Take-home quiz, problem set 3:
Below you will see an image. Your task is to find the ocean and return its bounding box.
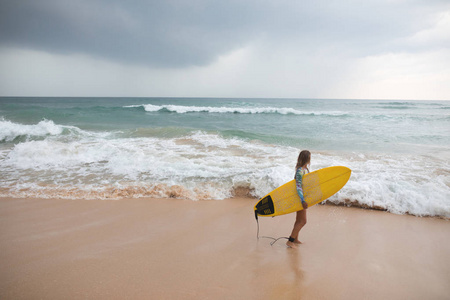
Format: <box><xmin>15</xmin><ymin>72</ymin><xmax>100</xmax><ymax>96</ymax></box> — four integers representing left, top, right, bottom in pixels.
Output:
<box><xmin>0</xmin><ymin>97</ymin><xmax>449</xmax><ymax>217</ymax></box>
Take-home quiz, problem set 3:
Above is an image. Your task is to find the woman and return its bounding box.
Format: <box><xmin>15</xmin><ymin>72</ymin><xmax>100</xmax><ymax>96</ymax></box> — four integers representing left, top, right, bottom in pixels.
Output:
<box><xmin>286</xmin><ymin>150</ymin><xmax>310</xmax><ymax>248</ymax></box>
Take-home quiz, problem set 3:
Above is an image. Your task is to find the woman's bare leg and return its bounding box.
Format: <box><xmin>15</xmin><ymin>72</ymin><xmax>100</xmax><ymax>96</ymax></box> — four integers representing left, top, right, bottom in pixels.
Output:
<box><xmin>286</xmin><ymin>210</ymin><xmax>307</xmax><ymax>248</ymax></box>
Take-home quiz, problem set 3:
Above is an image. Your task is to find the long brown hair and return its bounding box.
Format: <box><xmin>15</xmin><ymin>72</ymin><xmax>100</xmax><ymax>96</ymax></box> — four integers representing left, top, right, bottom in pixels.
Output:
<box><xmin>296</xmin><ymin>150</ymin><xmax>311</xmax><ymax>172</ymax></box>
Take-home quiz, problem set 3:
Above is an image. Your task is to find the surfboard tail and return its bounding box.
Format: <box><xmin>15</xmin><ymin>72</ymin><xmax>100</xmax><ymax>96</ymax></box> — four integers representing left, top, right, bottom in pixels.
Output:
<box><xmin>254</xmin><ymin>195</ymin><xmax>275</xmax><ymax>217</ymax></box>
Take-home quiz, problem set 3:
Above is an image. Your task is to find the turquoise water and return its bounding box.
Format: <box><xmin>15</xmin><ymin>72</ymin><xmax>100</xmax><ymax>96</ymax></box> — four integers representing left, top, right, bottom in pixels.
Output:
<box><xmin>1</xmin><ymin>97</ymin><xmax>449</xmax><ymax>217</ymax></box>
<box><xmin>2</xmin><ymin>97</ymin><xmax>449</xmax><ymax>152</ymax></box>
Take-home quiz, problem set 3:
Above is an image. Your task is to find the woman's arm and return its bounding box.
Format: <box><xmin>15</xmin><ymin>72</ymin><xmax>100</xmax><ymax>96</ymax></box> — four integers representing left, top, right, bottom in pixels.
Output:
<box><xmin>295</xmin><ymin>168</ymin><xmax>308</xmax><ymax>209</ymax></box>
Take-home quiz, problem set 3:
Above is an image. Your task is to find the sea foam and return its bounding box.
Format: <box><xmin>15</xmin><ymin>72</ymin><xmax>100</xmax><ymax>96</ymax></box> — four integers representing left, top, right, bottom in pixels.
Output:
<box><xmin>0</xmin><ymin>119</ymin><xmax>449</xmax><ymax>218</ymax></box>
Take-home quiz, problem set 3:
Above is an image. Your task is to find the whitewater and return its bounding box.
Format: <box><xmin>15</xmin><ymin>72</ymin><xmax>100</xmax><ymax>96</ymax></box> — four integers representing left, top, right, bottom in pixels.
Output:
<box><xmin>0</xmin><ymin>97</ymin><xmax>449</xmax><ymax>218</ymax></box>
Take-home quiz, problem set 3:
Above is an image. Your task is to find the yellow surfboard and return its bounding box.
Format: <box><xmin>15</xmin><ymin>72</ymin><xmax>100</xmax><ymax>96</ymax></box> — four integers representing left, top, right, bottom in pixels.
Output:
<box><xmin>254</xmin><ymin>166</ymin><xmax>351</xmax><ymax>217</ymax></box>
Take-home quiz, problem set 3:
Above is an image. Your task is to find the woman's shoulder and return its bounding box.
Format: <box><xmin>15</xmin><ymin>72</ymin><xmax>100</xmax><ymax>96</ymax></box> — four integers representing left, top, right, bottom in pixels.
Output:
<box><xmin>295</xmin><ymin>167</ymin><xmax>306</xmax><ymax>176</ymax></box>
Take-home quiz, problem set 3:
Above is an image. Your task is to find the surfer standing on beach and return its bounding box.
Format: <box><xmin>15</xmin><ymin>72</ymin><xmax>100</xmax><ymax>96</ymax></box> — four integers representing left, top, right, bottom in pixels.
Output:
<box><xmin>286</xmin><ymin>150</ymin><xmax>310</xmax><ymax>248</ymax></box>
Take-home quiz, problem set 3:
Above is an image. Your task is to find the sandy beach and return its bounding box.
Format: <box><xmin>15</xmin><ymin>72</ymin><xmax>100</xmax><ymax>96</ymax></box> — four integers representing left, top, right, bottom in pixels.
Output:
<box><xmin>1</xmin><ymin>197</ymin><xmax>449</xmax><ymax>300</ymax></box>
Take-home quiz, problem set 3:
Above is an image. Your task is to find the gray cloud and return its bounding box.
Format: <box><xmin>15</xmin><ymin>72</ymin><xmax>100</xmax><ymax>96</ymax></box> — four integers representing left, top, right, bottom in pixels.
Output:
<box><xmin>0</xmin><ymin>0</ymin><xmax>448</xmax><ymax>68</ymax></box>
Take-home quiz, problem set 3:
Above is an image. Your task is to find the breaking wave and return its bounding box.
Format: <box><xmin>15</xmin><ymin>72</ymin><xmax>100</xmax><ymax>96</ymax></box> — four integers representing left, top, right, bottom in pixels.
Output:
<box><xmin>0</xmin><ymin>119</ymin><xmax>65</xmax><ymax>142</ymax></box>
<box><xmin>124</xmin><ymin>104</ymin><xmax>349</xmax><ymax>116</ymax></box>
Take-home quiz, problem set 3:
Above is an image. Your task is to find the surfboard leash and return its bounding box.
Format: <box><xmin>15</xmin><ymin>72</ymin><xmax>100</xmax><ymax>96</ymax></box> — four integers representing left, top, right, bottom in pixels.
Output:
<box><xmin>254</xmin><ymin>210</ymin><xmax>289</xmax><ymax>246</ymax></box>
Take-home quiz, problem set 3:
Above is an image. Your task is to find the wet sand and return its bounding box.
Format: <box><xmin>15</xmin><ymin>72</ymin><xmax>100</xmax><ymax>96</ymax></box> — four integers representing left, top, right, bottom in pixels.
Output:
<box><xmin>1</xmin><ymin>197</ymin><xmax>449</xmax><ymax>299</ymax></box>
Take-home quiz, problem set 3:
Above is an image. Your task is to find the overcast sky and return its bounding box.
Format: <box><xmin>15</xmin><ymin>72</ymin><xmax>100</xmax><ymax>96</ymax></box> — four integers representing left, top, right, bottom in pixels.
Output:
<box><xmin>0</xmin><ymin>0</ymin><xmax>449</xmax><ymax>100</ymax></box>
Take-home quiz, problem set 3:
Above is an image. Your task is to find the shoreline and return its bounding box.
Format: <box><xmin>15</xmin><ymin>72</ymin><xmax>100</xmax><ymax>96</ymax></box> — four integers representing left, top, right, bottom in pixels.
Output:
<box><xmin>1</xmin><ymin>197</ymin><xmax>449</xmax><ymax>299</ymax></box>
<box><xmin>1</xmin><ymin>194</ymin><xmax>448</xmax><ymax>220</ymax></box>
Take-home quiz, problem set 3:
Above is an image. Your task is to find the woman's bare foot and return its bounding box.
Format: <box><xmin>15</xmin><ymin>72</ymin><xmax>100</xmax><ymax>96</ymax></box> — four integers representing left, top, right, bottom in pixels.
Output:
<box><xmin>286</xmin><ymin>240</ymin><xmax>298</xmax><ymax>248</ymax></box>
<box><xmin>294</xmin><ymin>239</ymin><xmax>302</xmax><ymax>244</ymax></box>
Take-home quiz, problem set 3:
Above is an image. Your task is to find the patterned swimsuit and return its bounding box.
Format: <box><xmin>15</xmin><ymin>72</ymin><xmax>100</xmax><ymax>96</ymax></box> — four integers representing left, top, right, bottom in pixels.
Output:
<box><xmin>295</xmin><ymin>168</ymin><xmax>307</xmax><ymax>204</ymax></box>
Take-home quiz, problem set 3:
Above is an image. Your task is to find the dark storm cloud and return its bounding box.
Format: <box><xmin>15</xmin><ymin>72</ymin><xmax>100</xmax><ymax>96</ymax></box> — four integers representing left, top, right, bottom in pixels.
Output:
<box><xmin>0</xmin><ymin>0</ymin><xmax>269</xmax><ymax>67</ymax></box>
<box><xmin>0</xmin><ymin>0</ymin><xmax>447</xmax><ymax>68</ymax></box>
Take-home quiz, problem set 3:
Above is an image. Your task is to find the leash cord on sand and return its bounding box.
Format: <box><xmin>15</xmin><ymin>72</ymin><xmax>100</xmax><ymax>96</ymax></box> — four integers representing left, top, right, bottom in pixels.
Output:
<box><xmin>255</xmin><ymin>211</ymin><xmax>289</xmax><ymax>246</ymax></box>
